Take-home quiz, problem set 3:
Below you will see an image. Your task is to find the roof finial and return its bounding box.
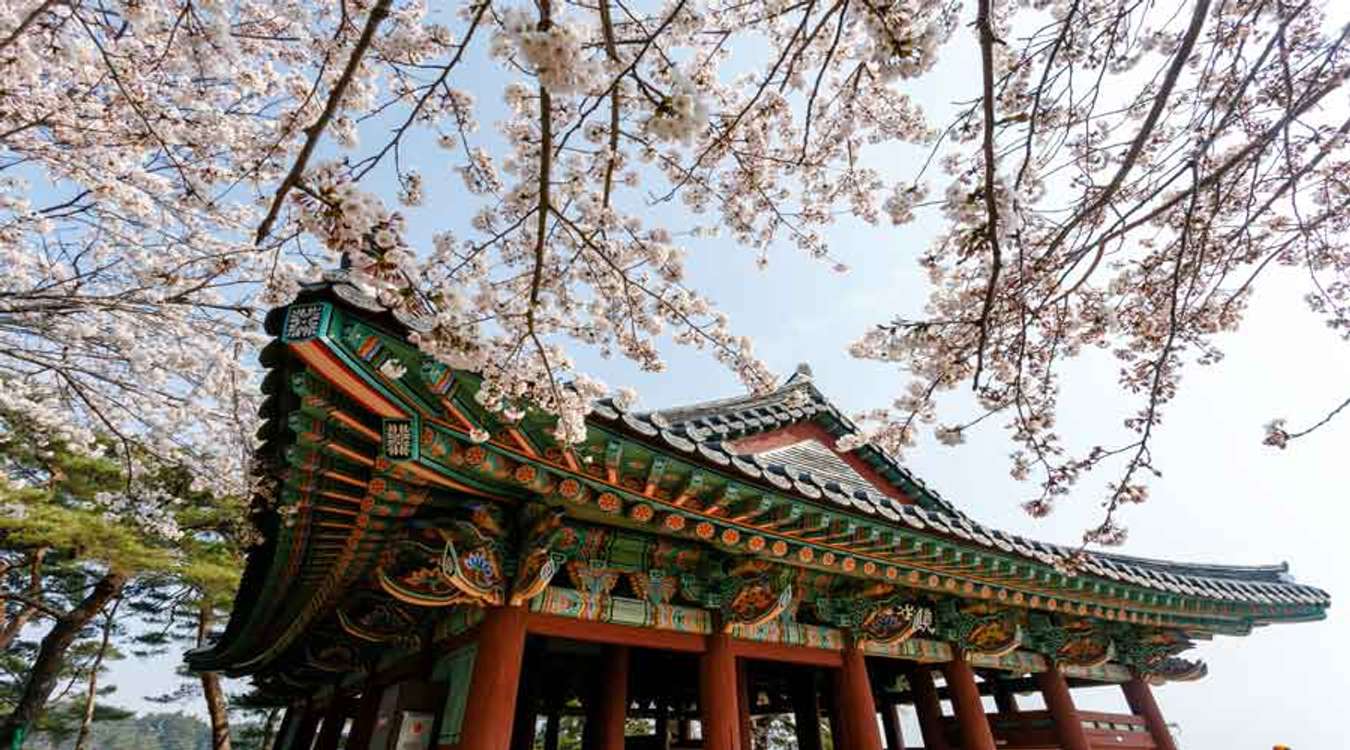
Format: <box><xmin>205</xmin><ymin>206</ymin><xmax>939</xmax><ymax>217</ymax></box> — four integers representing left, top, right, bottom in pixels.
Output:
<box><xmin>794</xmin><ymin>362</ymin><xmax>813</xmax><ymax>378</ymax></box>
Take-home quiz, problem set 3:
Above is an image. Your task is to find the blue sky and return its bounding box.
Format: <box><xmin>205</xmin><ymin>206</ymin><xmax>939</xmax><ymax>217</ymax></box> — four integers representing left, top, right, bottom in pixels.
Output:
<box><xmin>102</xmin><ymin>6</ymin><xmax>1350</xmax><ymax>746</ymax></box>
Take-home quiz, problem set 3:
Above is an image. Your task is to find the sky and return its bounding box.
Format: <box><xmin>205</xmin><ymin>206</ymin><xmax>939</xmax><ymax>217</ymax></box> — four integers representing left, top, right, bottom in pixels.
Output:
<box><xmin>101</xmin><ymin>5</ymin><xmax>1350</xmax><ymax>748</ymax></box>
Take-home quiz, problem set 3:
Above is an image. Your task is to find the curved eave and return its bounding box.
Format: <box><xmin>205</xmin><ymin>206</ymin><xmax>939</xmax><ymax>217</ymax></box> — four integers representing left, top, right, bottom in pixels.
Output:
<box><xmin>192</xmin><ymin>285</ymin><xmax>1331</xmax><ymax>679</ymax></box>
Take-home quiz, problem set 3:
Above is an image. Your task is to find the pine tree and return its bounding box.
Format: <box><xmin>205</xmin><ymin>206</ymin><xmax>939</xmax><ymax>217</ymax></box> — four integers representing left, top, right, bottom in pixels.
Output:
<box><xmin>0</xmin><ymin>411</ymin><xmax>214</xmax><ymax>748</ymax></box>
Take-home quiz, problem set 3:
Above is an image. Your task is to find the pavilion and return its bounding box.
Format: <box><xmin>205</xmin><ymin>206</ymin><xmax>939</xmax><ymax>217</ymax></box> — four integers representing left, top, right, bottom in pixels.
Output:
<box><xmin>189</xmin><ymin>272</ymin><xmax>1329</xmax><ymax>750</ymax></box>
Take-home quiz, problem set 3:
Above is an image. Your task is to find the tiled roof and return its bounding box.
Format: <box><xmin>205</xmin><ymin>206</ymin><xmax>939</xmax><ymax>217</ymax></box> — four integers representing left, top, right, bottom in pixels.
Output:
<box><xmin>590</xmin><ymin>368</ymin><xmax>1330</xmax><ymax>611</ymax></box>
<box><xmin>271</xmin><ymin>273</ymin><xmax>1330</xmax><ymax>612</ymax></box>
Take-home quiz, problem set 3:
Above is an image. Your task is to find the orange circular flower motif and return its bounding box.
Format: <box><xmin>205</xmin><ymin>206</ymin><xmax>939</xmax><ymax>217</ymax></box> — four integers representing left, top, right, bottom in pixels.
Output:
<box><xmin>943</xmin><ymin>578</ymin><xmax>958</xmax><ymax>591</ymax></box>
<box><xmin>1077</xmin><ymin>603</ymin><xmax>1089</xmax><ymax>615</ymax></box>
<box><xmin>464</xmin><ymin>446</ymin><xmax>487</xmax><ymax>466</ymax></box>
<box><xmin>980</xmin><ymin>585</ymin><xmax>993</xmax><ymax>599</ymax></box>
<box><xmin>821</xmin><ymin>551</ymin><xmax>836</xmax><ymax>567</ymax></box>
<box><xmin>962</xmin><ymin>581</ymin><xmax>975</xmax><ymax>594</ymax></box>
<box><xmin>798</xmin><ymin>547</ymin><xmax>815</xmax><ymax>563</ymax></box>
<box><xmin>1029</xmin><ymin>595</ymin><xmax>1041</xmax><ymax>608</ymax></box>
<box><xmin>927</xmin><ymin>574</ymin><xmax>941</xmax><ymax>588</ymax></box>
<box><xmin>907</xmin><ymin>570</ymin><xmax>920</xmax><ymax>584</ymax></box>
<box><xmin>544</xmin><ymin>447</ymin><xmax>563</xmax><ymax>462</ymax></box>
<box><xmin>597</xmin><ymin>492</ymin><xmax>622</xmax><ymax>514</ymax></box>
<box><xmin>1012</xmin><ymin>592</ymin><xmax>1025</xmax><ymax>605</ymax></box>
<box><xmin>513</xmin><ymin>465</ymin><xmax>537</xmax><ymax>484</ymax></box>
<box><xmin>663</xmin><ymin>514</ymin><xmax>687</xmax><ymax>532</ymax></box>
<box><xmin>885</xmin><ymin>567</ymin><xmax>898</xmax><ymax>580</ymax></box>
<box><xmin>862</xmin><ymin>561</ymin><xmax>876</xmax><ymax>575</ymax></box>
<box><xmin>558</xmin><ymin>478</ymin><xmax>582</xmax><ymax>500</ymax></box>
<box><xmin>771</xmin><ymin>540</ymin><xmax>789</xmax><ymax>557</ymax></box>
<box><xmin>720</xmin><ymin>528</ymin><xmax>741</xmax><ymax>546</ymax></box>
<box><xmin>1047</xmin><ymin>599</ymin><xmax>1059</xmax><ymax>611</ymax></box>
<box><xmin>695</xmin><ymin>522</ymin><xmax>716</xmax><ymax>540</ymax></box>
<box><xmin>997</xmin><ymin>589</ymin><xmax>1009</xmax><ymax>601</ymax></box>
<box><xmin>629</xmin><ymin>504</ymin><xmax>655</xmax><ymax>523</ymax></box>
<box><xmin>369</xmin><ymin>478</ymin><xmax>387</xmax><ymax>494</ymax></box>
<box><xmin>841</xmin><ymin>557</ymin><xmax>857</xmax><ymax>573</ymax></box>
<box><xmin>747</xmin><ymin>536</ymin><xmax>766</xmax><ymax>552</ymax></box>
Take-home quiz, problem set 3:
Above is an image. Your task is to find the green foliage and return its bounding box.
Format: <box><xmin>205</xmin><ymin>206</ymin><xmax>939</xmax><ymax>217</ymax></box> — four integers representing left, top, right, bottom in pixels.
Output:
<box><xmin>0</xmin><ymin>429</ymin><xmax>172</xmax><ymax>575</ymax></box>
<box><xmin>0</xmin><ymin>410</ymin><xmax>251</xmax><ymax>745</ymax></box>
<box><xmin>22</xmin><ymin>712</ymin><xmax>212</xmax><ymax>750</ymax></box>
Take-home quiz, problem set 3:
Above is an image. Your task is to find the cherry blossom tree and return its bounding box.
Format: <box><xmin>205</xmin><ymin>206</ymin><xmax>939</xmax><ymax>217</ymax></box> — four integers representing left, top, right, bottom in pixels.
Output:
<box><xmin>0</xmin><ymin>0</ymin><xmax>1346</xmax><ymax>546</ymax></box>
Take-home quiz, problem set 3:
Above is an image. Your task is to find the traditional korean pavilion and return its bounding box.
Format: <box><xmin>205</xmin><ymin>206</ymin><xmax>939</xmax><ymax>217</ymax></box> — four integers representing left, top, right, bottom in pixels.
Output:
<box><xmin>189</xmin><ymin>272</ymin><xmax>1330</xmax><ymax>750</ymax></box>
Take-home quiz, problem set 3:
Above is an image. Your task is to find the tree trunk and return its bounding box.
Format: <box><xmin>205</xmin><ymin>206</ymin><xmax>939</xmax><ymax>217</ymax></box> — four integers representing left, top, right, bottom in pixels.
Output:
<box><xmin>74</xmin><ymin>597</ymin><xmax>120</xmax><ymax>750</ymax></box>
<box><xmin>0</xmin><ymin>569</ymin><xmax>126</xmax><ymax>749</ymax></box>
<box><xmin>197</xmin><ymin>601</ymin><xmax>232</xmax><ymax>750</ymax></box>
<box><xmin>0</xmin><ymin>548</ymin><xmax>48</xmax><ymax>653</ymax></box>
<box><xmin>258</xmin><ymin>708</ymin><xmax>282</xmax><ymax>750</ymax></box>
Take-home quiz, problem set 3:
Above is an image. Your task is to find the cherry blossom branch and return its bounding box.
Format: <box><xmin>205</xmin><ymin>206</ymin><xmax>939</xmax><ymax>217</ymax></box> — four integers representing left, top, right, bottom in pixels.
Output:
<box><xmin>255</xmin><ymin>0</ymin><xmax>393</xmax><ymax>245</ymax></box>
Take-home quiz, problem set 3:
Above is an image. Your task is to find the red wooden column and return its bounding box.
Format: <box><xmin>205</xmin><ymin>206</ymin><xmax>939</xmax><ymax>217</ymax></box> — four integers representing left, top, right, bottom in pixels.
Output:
<box><xmin>456</xmin><ymin>606</ymin><xmax>529</xmax><ymax>750</ymax></box>
<box><xmin>907</xmin><ymin>665</ymin><xmax>951</xmax><ymax>750</ymax></box>
<box><xmin>1122</xmin><ymin>678</ymin><xmax>1179</xmax><ymax>750</ymax></box>
<box><xmin>593</xmin><ymin>645</ymin><xmax>630</xmax><ymax>750</ymax></box>
<box><xmin>271</xmin><ymin>706</ymin><xmax>303</xmax><ymax>750</ymax></box>
<box><xmin>346</xmin><ymin>685</ymin><xmax>384</xmax><ymax>750</ymax></box>
<box><xmin>1036</xmin><ymin>668</ymin><xmax>1091</xmax><ymax>750</ymax></box>
<box><xmin>699</xmin><ymin>631</ymin><xmax>742</xmax><ymax>750</ymax></box>
<box><xmin>543</xmin><ymin>712</ymin><xmax>561</xmax><ymax>750</ymax></box>
<box><xmin>942</xmin><ymin>652</ymin><xmax>997</xmax><ymax>750</ymax></box>
<box><xmin>286</xmin><ymin>704</ymin><xmax>323</xmax><ymax>750</ymax></box>
<box><xmin>790</xmin><ymin>676</ymin><xmax>823</xmax><ymax>750</ymax></box>
<box><xmin>992</xmin><ymin>679</ymin><xmax>1020</xmax><ymax>715</ymax></box>
<box><xmin>880</xmin><ymin>700</ymin><xmax>904</xmax><ymax>750</ymax></box>
<box><xmin>735</xmin><ymin>658</ymin><xmax>753</xmax><ymax>750</ymax></box>
<box><xmin>312</xmin><ymin>698</ymin><xmax>349</xmax><ymax>750</ymax></box>
<box><xmin>834</xmin><ymin>641</ymin><xmax>884</xmax><ymax>750</ymax></box>
<box><xmin>655</xmin><ymin>701</ymin><xmax>672</xmax><ymax>750</ymax></box>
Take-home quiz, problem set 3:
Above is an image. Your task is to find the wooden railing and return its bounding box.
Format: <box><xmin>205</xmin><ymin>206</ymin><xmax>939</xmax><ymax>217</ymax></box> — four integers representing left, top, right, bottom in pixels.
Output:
<box><xmin>940</xmin><ymin>709</ymin><xmax>1156</xmax><ymax>750</ymax></box>
<box><xmin>1078</xmin><ymin>710</ymin><xmax>1156</xmax><ymax>749</ymax></box>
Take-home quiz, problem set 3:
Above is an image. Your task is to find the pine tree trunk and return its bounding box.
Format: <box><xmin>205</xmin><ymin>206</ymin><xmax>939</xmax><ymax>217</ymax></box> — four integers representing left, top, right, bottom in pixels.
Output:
<box><xmin>197</xmin><ymin>602</ymin><xmax>232</xmax><ymax>750</ymax></box>
<box><xmin>259</xmin><ymin>708</ymin><xmax>282</xmax><ymax>750</ymax></box>
<box><xmin>0</xmin><ymin>569</ymin><xmax>126</xmax><ymax>749</ymax></box>
<box><xmin>0</xmin><ymin>548</ymin><xmax>48</xmax><ymax>653</ymax></box>
<box><xmin>73</xmin><ymin>598</ymin><xmax>120</xmax><ymax>750</ymax></box>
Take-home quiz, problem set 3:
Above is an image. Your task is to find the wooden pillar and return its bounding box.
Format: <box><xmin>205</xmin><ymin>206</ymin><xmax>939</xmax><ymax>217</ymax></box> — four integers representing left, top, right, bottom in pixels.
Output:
<box><xmin>288</xmin><ymin>708</ymin><xmax>323</xmax><ymax>750</ymax></box>
<box><xmin>1036</xmin><ymin>668</ymin><xmax>1090</xmax><ymax>750</ymax></box>
<box><xmin>942</xmin><ymin>652</ymin><xmax>996</xmax><ymax>750</ymax></box>
<box><xmin>456</xmin><ymin>607</ymin><xmax>529</xmax><ymax>750</ymax></box>
<box><xmin>510</xmin><ymin>646</ymin><xmax>540</xmax><ymax>750</ymax></box>
<box><xmin>992</xmin><ymin>679</ymin><xmax>1020</xmax><ymax>715</ymax></box>
<box><xmin>345</xmin><ymin>686</ymin><xmax>383</xmax><ymax>750</ymax></box>
<box><xmin>880</xmin><ymin>701</ymin><xmax>904</xmax><ymax>750</ymax></box>
<box><xmin>592</xmin><ymin>645</ymin><xmax>630</xmax><ymax>750</ymax></box>
<box><xmin>906</xmin><ymin>665</ymin><xmax>950</xmax><ymax>750</ymax></box>
<box><xmin>736</xmin><ymin>658</ymin><xmax>753</xmax><ymax>750</ymax></box>
<box><xmin>1122</xmin><ymin>678</ymin><xmax>1179</xmax><ymax>750</ymax></box>
<box><xmin>543</xmin><ymin>712</ymin><xmax>560</xmax><ymax>750</ymax></box>
<box><xmin>834</xmin><ymin>643</ymin><xmax>883</xmax><ymax>750</ymax></box>
<box><xmin>314</xmin><ymin>699</ymin><xmax>349</xmax><ymax>750</ymax></box>
<box><xmin>790</xmin><ymin>675</ymin><xmax>822</xmax><ymax>750</ymax></box>
<box><xmin>699</xmin><ymin>631</ymin><xmax>742</xmax><ymax>750</ymax></box>
<box><xmin>510</xmin><ymin>705</ymin><xmax>538</xmax><ymax>750</ymax></box>
<box><xmin>655</xmin><ymin>700</ymin><xmax>671</xmax><ymax>750</ymax></box>
<box><xmin>272</xmin><ymin>706</ymin><xmax>303</xmax><ymax>750</ymax></box>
